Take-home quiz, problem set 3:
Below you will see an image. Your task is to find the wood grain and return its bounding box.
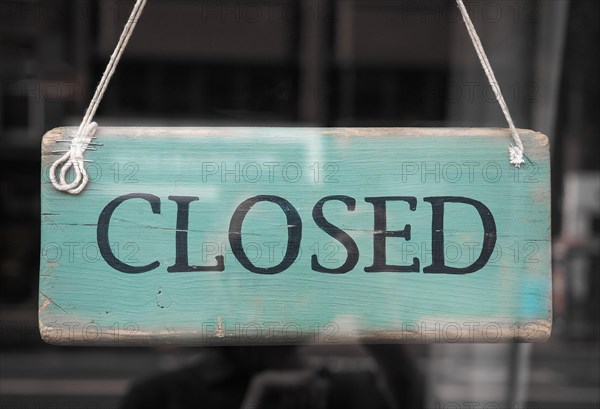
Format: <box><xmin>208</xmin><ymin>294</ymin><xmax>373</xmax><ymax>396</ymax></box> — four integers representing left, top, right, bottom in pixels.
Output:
<box><xmin>39</xmin><ymin>127</ymin><xmax>551</xmax><ymax>345</ymax></box>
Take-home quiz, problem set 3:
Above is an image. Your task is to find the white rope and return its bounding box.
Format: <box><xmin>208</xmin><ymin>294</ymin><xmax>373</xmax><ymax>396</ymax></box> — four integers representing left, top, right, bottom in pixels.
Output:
<box><xmin>50</xmin><ymin>0</ymin><xmax>524</xmax><ymax>195</ymax></box>
<box><xmin>50</xmin><ymin>0</ymin><xmax>148</xmax><ymax>194</ymax></box>
<box><xmin>455</xmin><ymin>0</ymin><xmax>525</xmax><ymax>167</ymax></box>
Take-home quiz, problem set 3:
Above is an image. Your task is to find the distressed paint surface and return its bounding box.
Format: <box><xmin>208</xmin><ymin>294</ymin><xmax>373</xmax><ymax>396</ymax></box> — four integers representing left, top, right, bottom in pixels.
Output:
<box><xmin>39</xmin><ymin>127</ymin><xmax>551</xmax><ymax>345</ymax></box>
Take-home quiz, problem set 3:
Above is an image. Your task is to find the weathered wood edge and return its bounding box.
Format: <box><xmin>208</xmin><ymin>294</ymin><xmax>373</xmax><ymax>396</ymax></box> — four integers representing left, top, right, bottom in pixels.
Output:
<box><xmin>41</xmin><ymin>126</ymin><xmax>549</xmax><ymax>142</ymax></box>
<box><xmin>38</xmin><ymin>319</ymin><xmax>551</xmax><ymax>346</ymax></box>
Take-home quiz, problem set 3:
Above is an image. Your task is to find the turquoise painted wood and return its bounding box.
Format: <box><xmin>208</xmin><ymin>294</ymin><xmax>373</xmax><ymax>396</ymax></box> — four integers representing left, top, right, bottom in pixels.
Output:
<box><xmin>39</xmin><ymin>127</ymin><xmax>552</xmax><ymax>345</ymax></box>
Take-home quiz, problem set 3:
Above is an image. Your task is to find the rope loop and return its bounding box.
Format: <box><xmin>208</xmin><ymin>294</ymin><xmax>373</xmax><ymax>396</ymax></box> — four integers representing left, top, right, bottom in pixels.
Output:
<box><xmin>49</xmin><ymin>0</ymin><xmax>147</xmax><ymax>194</ymax></box>
<box><xmin>49</xmin><ymin>122</ymin><xmax>98</xmax><ymax>195</ymax></box>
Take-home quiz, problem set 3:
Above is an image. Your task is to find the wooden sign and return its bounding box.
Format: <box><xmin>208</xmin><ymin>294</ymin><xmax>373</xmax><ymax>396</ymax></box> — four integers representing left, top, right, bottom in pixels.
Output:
<box><xmin>39</xmin><ymin>127</ymin><xmax>551</xmax><ymax>345</ymax></box>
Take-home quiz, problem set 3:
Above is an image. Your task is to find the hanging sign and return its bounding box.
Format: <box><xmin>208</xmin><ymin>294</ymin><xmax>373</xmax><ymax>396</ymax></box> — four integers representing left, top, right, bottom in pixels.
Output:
<box><xmin>39</xmin><ymin>127</ymin><xmax>551</xmax><ymax>345</ymax></box>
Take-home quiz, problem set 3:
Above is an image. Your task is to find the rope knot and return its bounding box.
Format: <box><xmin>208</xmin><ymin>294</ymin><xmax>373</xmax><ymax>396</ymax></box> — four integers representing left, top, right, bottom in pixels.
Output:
<box><xmin>509</xmin><ymin>144</ymin><xmax>525</xmax><ymax>168</ymax></box>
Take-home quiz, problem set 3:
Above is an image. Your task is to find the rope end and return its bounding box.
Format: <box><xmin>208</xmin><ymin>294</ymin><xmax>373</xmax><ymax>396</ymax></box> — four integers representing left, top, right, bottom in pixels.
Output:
<box><xmin>509</xmin><ymin>144</ymin><xmax>525</xmax><ymax>168</ymax></box>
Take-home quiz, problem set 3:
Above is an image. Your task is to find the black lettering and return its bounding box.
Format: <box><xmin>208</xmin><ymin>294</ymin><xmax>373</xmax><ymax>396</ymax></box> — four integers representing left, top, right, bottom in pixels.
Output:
<box><xmin>423</xmin><ymin>196</ymin><xmax>496</xmax><ymax>274</ymax></box>
<box><xmin>229</xmin><ymin>195</ymin><xmax>302</xmax><ymax>274</ymax></box>
<box><xmin>97</xmin><ymin>193</ymin><xmax>160</xmax><ymax>273</ymax></box>
<box><xmin>364</xmin><ymin>197</ymin><xmax>419</xmax><ymax>272</ymax></box>
<box><xmin>167</xmin><ymin>196</ymin><xmax>224</xmax><ymax>273</ymax></box>
<box><xmin>312</xmin><ymin>195</ymin><xmax>359</xmax><ymax>274</ymax></box>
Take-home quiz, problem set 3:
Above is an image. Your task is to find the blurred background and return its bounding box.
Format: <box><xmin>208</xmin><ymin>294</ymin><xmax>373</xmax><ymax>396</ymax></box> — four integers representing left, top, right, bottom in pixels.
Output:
<box><xmin>1</xmin><ymin>0</ymin><xmax>598</xmax><ymax>408</ymax></box>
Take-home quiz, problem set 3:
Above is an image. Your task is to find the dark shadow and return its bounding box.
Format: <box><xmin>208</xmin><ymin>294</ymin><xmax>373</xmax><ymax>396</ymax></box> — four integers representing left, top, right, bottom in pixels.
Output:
<box><xmin>120</xmin><ymin>344</ymin><xmax>424</xmax><ymax>409</ymax></box>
